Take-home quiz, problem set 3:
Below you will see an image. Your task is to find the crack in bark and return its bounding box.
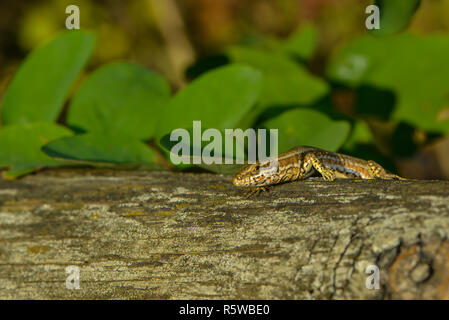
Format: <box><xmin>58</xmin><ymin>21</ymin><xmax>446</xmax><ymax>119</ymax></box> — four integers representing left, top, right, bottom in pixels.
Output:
<box><xmin>329</xmin><ymin>232</ymin><xmax>355</xmax><ymax>299</ymax></box>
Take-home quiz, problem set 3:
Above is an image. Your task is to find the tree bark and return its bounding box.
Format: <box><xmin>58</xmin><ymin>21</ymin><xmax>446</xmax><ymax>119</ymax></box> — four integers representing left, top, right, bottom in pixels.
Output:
<box><xmin>0</xmin><ymin>169</ymin><xmax>448</xmax><ymax>299</ymax></box>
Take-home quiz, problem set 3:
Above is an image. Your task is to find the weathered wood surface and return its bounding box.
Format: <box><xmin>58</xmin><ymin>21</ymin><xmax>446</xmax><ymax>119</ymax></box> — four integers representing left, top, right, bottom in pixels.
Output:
<box><xmin>0</xmin><ymin>169</ymin><xmax>449</xmax><ymax>299</ymax></box>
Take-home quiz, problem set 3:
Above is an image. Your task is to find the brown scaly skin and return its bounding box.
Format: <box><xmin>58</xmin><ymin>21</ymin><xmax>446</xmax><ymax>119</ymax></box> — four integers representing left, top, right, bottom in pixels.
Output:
<box><xmin>232</xmin><ymin>146</ymin><xmax>405</xmax><ymax>195</ymax></box>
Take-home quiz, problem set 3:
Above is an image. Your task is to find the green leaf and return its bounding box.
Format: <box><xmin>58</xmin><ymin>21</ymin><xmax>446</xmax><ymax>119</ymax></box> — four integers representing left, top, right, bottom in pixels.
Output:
<box><xmin>1</xmin><ymin>31</ymin><xmax>94</xmax><ymax>125</ymax></box>
<box><xmin>160</xmin><ymin>130</ymin><xmax>244</xmax><ymax>174</ymax></box>
<box><xmin>342</xmin><ymin>120</ymin><xmax>374</xmax><ymax>151</ymax></box>
<box><xmin>262</xmin><ymin>108</ymin><xmax>350</xmax><ymax>152</ymax></box>
<box><xmin>42</xmin><ymin>133</ymin><xmax>162</xmax><ymax>169</ymax></box>
<box><xmin>282</xmin><ymin>23</ymin><xmax>317</xmax><ymax>61</ymax></box>
<box><xmin>327</xmin><ymin>34</ymin><xmax>449</xmax><ymax>132</ymax></box>
<box><xmin>227</xmin><ymin>47</ymin><xmax>328</xmax><ymax>112</ymax></box>
<box><xmin>67</xmin><ymin>62</ymin><xmax>171</xmax><ymax>140</ymax></box>
<box><xmin>0</xmin><ymin>123</ymin><xmax>72</xmax><ymax>179</ymax></box>
<box><xmin>370</xmin><ymin>0</ymin><xmax>421</xmax><ymax>36</ymax></box>
<box><xmin>156</xmin><ymin>64</ymin><xmax>262</xmax><ymax>139</ymax></box>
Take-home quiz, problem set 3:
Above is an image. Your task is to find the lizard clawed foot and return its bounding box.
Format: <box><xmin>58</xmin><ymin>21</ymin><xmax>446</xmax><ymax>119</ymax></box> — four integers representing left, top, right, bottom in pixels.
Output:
<box><xmin>244</xmin><ymin>186</ymin><xmax>269</xmax><ymax>197</ymax></box>
<box><xmin>307</xmin><ymin>152</ymin><xmax>336</xmax><ymax>181</ymax></box>
<box><xmin>321</xmin><ymin>169</ymin><xmax>336</xmax><ymax>181</ymax></box>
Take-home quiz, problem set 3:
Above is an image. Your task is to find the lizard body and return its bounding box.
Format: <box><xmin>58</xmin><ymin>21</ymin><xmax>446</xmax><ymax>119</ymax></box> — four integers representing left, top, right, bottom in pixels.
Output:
<box><xmin>232</xmin><ymin>146</ymin><xmax>405</xmax><ymax>194</ymax></box>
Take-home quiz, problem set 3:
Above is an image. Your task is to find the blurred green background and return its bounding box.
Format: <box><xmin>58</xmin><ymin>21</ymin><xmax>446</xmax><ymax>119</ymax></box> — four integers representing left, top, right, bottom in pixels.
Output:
<box><xmin>1</xmin><ymin>0</ymin><xmax>449</xmax><ymax>179</ymax></box>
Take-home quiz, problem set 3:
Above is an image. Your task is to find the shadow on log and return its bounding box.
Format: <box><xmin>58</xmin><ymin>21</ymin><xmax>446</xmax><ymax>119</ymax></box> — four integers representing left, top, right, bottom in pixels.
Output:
<box><xmin>0</xmin><ymin>169</ymin><xmax>448</xmax><ymax>299</ymax></box>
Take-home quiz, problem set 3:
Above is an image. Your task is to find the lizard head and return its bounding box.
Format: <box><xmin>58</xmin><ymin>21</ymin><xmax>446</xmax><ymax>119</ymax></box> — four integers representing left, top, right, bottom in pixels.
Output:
<box><xmin>232</xmin><ymin>159</ymin><xmax>279</xmax><ymax>187</ymax></box>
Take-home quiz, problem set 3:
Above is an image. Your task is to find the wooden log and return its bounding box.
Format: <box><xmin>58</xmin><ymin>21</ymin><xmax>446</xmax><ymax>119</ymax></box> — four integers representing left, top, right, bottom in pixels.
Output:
<box><xmin>0</xmin><ymin>169</ymin><xmax>448</xmax><ymax>299</ymax></box>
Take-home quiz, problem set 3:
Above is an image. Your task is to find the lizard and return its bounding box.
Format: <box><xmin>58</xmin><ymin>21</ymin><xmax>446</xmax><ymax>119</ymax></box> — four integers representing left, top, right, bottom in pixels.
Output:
<box><xmin>232</xmin><ymin>146</ymin><xmax>406</xmax><ymax>195</ymax></box>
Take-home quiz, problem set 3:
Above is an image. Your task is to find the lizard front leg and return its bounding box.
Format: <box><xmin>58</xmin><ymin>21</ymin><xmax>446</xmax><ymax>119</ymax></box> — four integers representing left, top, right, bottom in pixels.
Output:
<box><xmin>303</xmin><ymin>152</ymin><xmax>336</xmax><ymax>181</ymax></box>
<box><xmin>245</xmin><ymin>186</ymin><xmax>269</xmax><ymax>197</ymax></box>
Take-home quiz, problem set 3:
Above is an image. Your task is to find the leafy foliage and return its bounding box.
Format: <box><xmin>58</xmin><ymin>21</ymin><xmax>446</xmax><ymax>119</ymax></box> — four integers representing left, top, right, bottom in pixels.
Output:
<box><xmin>0</xmin><ymin>123</ymin><xmax>72</xmax><ymax>179</ymax></box>
<box><xmin>159</xmin><ymin>129</ymin><xmax>244</xmax><ymax>175</ymax></box>
<box><xmin>227</xmin><ymin>46</ymin><xmax>328</xmax><ymax>109</ymax></box>
<box><xmin>327</xmin><ymin>34</ymin><xmax>449</xmax><ymax>132</ymax></box>
<box><xmin>1</xmin><ymin>31</ymin><xmax>94</xmax><ymax>125</ymax></box>
<box><xmin>282</xmin><ymin>24</ymin><xmax>317</xmax><ymax>61</ymax></box>
<box><xmin>67</xmin><ymin>62</ymin><xmax>171</xmax><ymax>140</ymax></box>
<box><xmin>156</xmin><ymin>64</ymin><xmax>262</xmax><ymax>140</ymax></box>
<box><xmin>370</xmin><ymin>0</ymin><xmax>421</xmax><ymax>36</ymax></box>
<box><xmin>262</xmin><ymin>108</ymin><xmax>350</xmax><ymax>153</ymax></box>
<box><xmin>43</xmin><ymin>133</ymin><xmax>162</xmax><ymax>168</ymax></box>
<box><xmin>0</xmin><ymin>3</ymin><xmax>445</xmax><ymax>179</ymax></box>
